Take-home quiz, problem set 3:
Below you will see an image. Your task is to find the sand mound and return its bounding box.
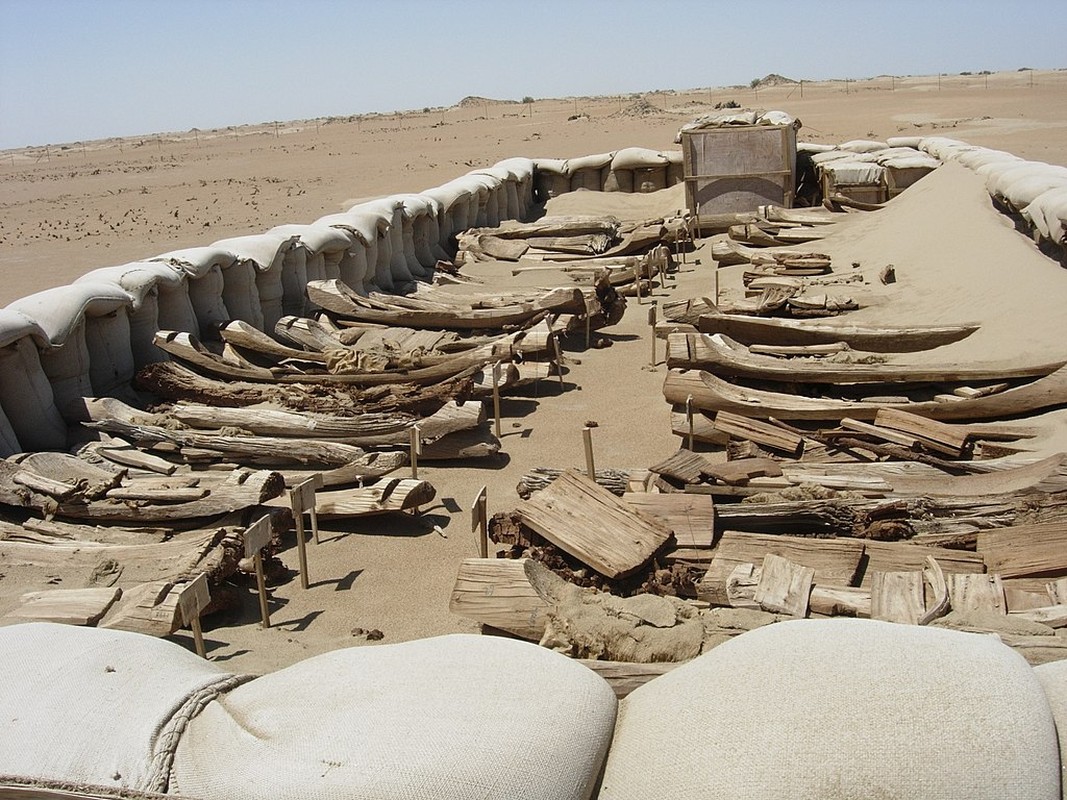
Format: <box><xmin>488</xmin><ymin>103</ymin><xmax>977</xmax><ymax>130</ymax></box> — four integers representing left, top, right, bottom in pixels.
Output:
<box><xmin>810</xmin><ymin>161</ymin><xmax>1067</xmax><ymax>364</ymax></box>
<box><xmin>756</xmin><ymin>73</ymin><xmax>799</xmax><ymax>87</ymax></box>
<box><xmin>610</xmin><ymin>98</ymin><xmax>668</xmax><ymax>119</ymax></box>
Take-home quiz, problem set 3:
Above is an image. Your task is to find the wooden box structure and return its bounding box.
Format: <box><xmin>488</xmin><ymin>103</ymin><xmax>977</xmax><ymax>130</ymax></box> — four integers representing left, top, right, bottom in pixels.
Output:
<box><xmin>819</xmin><ymin>161</ymin><xmax>889</xmax><ymax>205</ymax></box>
<box><xmin>681</xmin><ymin>123</ymin><xmax>798</xmax><ymax>221</ymax></box>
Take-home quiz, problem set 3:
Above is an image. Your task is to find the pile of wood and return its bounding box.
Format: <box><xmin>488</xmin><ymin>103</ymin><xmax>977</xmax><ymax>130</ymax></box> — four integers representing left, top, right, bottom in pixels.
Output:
<box><xmin>455</xmin><ymin>214</ymin><xmax>686</xmax><ymax>300</ymax></box>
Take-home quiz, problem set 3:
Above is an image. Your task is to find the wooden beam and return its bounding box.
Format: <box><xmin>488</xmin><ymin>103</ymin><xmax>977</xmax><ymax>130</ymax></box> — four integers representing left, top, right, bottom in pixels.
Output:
<box><xmin>754</xmin><ymin>554</ymin><xmax>814</xmax><ymax>617</ymax></box>
<box><xmin>977</xmin><ymin>522</ymin><xmax>1067</xmax><ymax>579</ymax></box>
<box><xmin>448</xmin><ymin>558</ymin><xmax>550</xmax><ymax>640</ymax></box>
<box><xmin>871</xmin><ymin>570</ymin><xmax>925</xmax><ymax>624</ymax></box>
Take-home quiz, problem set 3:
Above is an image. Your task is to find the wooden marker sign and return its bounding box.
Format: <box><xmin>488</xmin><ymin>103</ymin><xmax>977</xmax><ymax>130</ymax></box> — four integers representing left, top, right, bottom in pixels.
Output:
<box><xmin>492</xmin><ymin>362</ymin><xmax>502</xmax><ymax>439</ymax></box>
<box><xmin>583</xmin><ymin>426</ymin><xmax>596</xmax><ymax>480</ymax></box>
<box><xmin>471</xmin><ymin>485</ymin><xmax>488</xmax><ymax>558</ymax></box>
<box><xmin>176</xmin><ymin>572</ymin><xmax>211</xmax><ymax>658</ymax></box>
<box><xmin>648</xmin><ymin>303</ymin><xmax>658</xmax><ymax>366</ymax></box>
<box><xmin>244</xmin><ymin>514</ymin><xmax>273</xmax><ymax>629</ymax></box>
<box><xmin>289</xmin><ymin>473</ymin><xmax>324</xmax><ymax>589</ymax></box>
<box><xmin>410</xmin><ymin>424</ymin><xmax>422</xmax><ymax>479</ymax></box>
<box><xmin>686</xmin><ymin>394</ymin><xmax>695</xmax><ymax>451</ymax></box>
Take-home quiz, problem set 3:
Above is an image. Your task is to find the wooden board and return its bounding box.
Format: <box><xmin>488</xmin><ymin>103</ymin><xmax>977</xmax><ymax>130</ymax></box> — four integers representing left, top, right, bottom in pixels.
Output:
<box><xmin>579</xmin><ymin>660</ymin><xmax>680</xmax><ymax>698</ymax></box>
<box><xmin>977</xmin><ymin>521</ymin><xmax>1067</xmax><ymax>579</ymax></box>
<box><xmin>947</xmin><ymin>573</ymin><xmax>1006</xmax><ymax>614</ymax></box>
<box><xmin>871</xmin><ymin>571</ymin><xmax>925</xmax><ymax>624</ymax></box>
<box><xmin>698</xmin><ymin>531</ymin><xmax>864</xmax><ymax>605</ymax></box>
<box><xmin>621</xmin><ymin>493</ymin><xmax>714</xmax><ymax>549</ymax></box>
<box><xmin>3</xmin><ymin>587</ymin><xmax>121</xmax><ymax>626</ymax></box>
<box><xmin>754</xmin><ymin>554</ymin><xmax>813</xmax><ymax>617</ymax></box>
<box><xmin>515</xmin><ymin>469</ymin><xmax>674</xmax><ymax>579</ymax></box>
<box><xmin>448</xmin><ymin>558</ymin><xmax>550</xmax><ymax>641</ymax></box>
<box><xmin>859</xmin><ymin>540</ymin><xmax>986</xmax><ymax>586</ymax></box>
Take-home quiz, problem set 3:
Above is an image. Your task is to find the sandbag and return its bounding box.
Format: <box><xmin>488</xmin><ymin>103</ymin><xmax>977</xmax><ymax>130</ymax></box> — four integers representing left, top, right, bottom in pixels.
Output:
<box><xmin>1034</xmin><ymin>659</ymin><xmax>1067</xmax><ymax>800</ymax></box>
<box><xmin>213</xmin><ymin>233</ymin><xmax>300</xmax><ymax>332</ymax></box>
<box><xmin>218</xmin><ymin>259</ymin><xmax>264</xmax><ymax>331</ymax></box>
<box><xmin>493</xmin><ymin>157</ymin><xmax>536</xmax><ymax>218</ymax></box>
<box><xmin>270</xmin><ymin>224</ymin><xmax>356</xmax><ymax>313</ymax></box>
<box><xmin>0</xmin><ymin>309</ymin><xmax>65</xmax><ymax>451</ymax></box>
<box><xmin>533</xmin><ymin>158</ymin><xmax>571</xmax><ymax>202</ymax></box>
<box><xmin>599</xmin><ymin>618</ymin><xmax>1059</xmax><ymax>800</ymax></box>
<box><xmin>314</xmin><ymin>213</ymin><xmax>375</xmax><ymax>294</ymax></box>
<box><xmin>838</xmin><ymin>138</ymin><xmax>889</xmax><ymax>154</ymax></box>
<box><xmin>633</xmin><ymin>165</ymin><xmax>667</xmax><ymax>193</ymax></box>
<box><xmin>1023</xmin><ymin>186</ymin><xmax>1067</xmax><ymax>244</ymax></box>
<box><xmin>0</xmin><ymin>623</ymin><xmax>245</xmax><ymax>793</ymax></box>
<box><xmin>154</xmin><ymin>248</ymin><xmax>234</xmax><ymax>338</ymax></box>
<box><xmin>611</xmin><ymin>147</ymin><xmax>669</xmax><ymax>172</ymax></box>
<box><xmin>603</xmin><ymin>168</ymin><xmax>634</xmax><ymax>193</ymax></box>
<box><xmin>171</xmin><ymin>634</ymin><xmax>616</xmax><ymax>800</ymax></box>
<box><xmin>886</xmin><ymin>136</ymin><xmax>924</xmax><ymax>149</ymax></box>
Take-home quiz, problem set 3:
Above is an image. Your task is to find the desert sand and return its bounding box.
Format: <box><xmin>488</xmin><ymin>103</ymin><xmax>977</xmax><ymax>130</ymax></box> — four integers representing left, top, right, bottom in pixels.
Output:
<box><xmin>1</xmin><ymin>70</ymin><xmax>1066</xmax><ymax>673</ymax></box>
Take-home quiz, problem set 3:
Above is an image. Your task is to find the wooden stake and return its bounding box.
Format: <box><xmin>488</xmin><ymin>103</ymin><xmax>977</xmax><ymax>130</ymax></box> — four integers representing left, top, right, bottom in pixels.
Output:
<box><xmin>648</xmin><ymin>303</ymin><xmax>658</xmax><ymax>366</ymax></box>
<box><xmin>176</xmin><ymin>573</ymin><xmax>210</xmax><ymax>658</ymax></box>
<box><xmin>244</xmin><ymin>515</ymin><xmax>273</xmax><ymax>629</ymax></box>
<box><xmin>583</xmin><ymin>426</ymin><xmax>596</xmax><ymax>480</ymax></box>
<box><xmin>289</xmin><ymin>474</ymin><xmax>324</xmax><ymax>589</ymax></box>
<box><xmin>410</xmin><ymin>424</ymin><xmax>421</xmax><ymax>479</ymax></box>
<box><xmin>552</xmin><ymin>335</ymin><xmax>565</xmax><ymax>388</ymax></box>
<box><xmin>471</xmin><ymin>485</ymin><xmax>488</xmax><ymax>558</ymax></box>
<box><xmin>585</xmin><ymin>310</ymin><xmax>591</xmax><ymax>349</ymax></box>
<box><xmin>492</xmin><ymin>362</ymin><xmax>502</xmax><ymax>438</ymax></box>
<box><xmin>686</xmin><ymin>394</ymin><xmax>695</xmax><ymax>451</ymax></box>
<box><xmin>713</xmin><ymin>265</ymin><xmax>720</xmax><ymax>306</ymax></box>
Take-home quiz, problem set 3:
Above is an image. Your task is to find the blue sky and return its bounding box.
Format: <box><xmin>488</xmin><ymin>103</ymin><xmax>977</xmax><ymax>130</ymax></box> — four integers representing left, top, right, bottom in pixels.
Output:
<box><xmin>0</xmin><ymin>0</ymin><xmax>1061</xmax><ymax>149</ymax></box>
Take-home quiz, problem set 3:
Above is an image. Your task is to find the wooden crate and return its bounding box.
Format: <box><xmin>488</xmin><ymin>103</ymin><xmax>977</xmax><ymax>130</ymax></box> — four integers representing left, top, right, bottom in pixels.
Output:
<box><xmin>820</xmin><ymin>171</ymin><xmax>888</xmax><ymax>204</ymax></box>
<box><xmin>681</xmin><ymin>125</ymin><xmax>797</xmax><ymax>218</ymax></box>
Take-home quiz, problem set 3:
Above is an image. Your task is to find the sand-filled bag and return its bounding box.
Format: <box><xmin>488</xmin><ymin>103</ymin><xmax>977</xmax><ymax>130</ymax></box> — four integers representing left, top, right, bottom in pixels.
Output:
<box><xmin>599</xmin><ymin>618</ymin><xmax>1059</xmax><ymax>800</ymax></box>
<box><xmin>0</xmin><ymin>622</ymin><xmax>246</xmax><ymax>793</ymax></box>
<box><xmin>171</xmin><ymin>634</ymin><xmax>617</xmax><ymax>800</ymax></box>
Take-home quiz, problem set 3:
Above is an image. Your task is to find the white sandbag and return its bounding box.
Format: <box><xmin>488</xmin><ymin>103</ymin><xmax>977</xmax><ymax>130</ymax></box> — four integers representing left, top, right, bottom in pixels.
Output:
<box><xmin>0</xmin><ymin>309</ymin><xmax>65</xmax><ymax>452</ymax></box>
<box><xmin>78</xmin><ymin>262</ymin><xmax>197</xmax><ymax>366</ymax></box>
<box><xmin>838</xmin><ymin>138</ymin><xmax>889</xmax><ymax>154</ymax></box>
<box><xmin>1023</xmin><ymin>186</ymin><xmax>1067</xmax><ymax>244</ymax></box>
<box><xmin>600</xmin><ymin>618</ymin><xmax>1059</xmax><ymax>800</ymax></box>
<box><xmin>957</xmin><ymin>147</ymin><xmax>1022</xmax><ymax>170</ymax></box>
<box><xmin>611</xmin><ymin>147</ymin><xmax>669</xmax><ymax>172</ymax></box>
<box><xmin>358</xmin><ymin>198</ymin><xmax>415</xmax><ymax>286</ymax></box>
<box><xmin>985</xmin><ymin>163</ymin><xmax>1067</xmax><ymax>209</ymax></box>
<box><xmin>8</xmin><ymin>283</ymin><xmax>134</xmax><ymax>413</ymax></box>
<box><xmin>602</xmin><ymin>168</ymin><xmax>634</xmax><ymax>193</ymax></box>
<box><xmin>472</xmin><ymin>165</ymin><xmax>518</xmax><ymax>223</ymax></box>
<box><xmin>568</xmin><ymin>153</ymin><xmax>613</xmax><ymax>193</ymax></box>
<box><xmin>493</xmin><ymin>157</ymin><xmax>536</xmax><ymax>218</ymax></box>
<box><xmin>451</xmin><ymin>175</ymin><xmax>493</xmax><ymax>228</ymax></box>
<box><xmin>468</xmin><ymin>171</ymin><xmax>508</xmax><ymax>226</ymax></box>
<box><xmin>0</xmin><ymin>623</ymin><xmax>245</xmax><ymax>793</ymax></box>
<box><xmin>1034</xmin><ymin>659</ymin><xmax>1067</xmax><ymax>800</ymax></box>
<box><xmin>0</xmin><ymin>401</ymin><xmax>19</xmax><ymax>456</ymax></box>
<box><xmin>172</xmin><ymin>634</ymin><xmax>616</xmax><ymax>800</ymax></box>
<box><xmin>401</xmin><ymin>195</ymin><xmax>440</xmax><ymax>268</ymax></box>
<box><xmin>153</xmin><ymin>247</ymin><xmax>235</xmax><ymax>337</ymax></box>
<box><xmin>797</xmin><ymin>142</ymin><xmax>837</xmax><ymax>154</ymax></box>
<box><xmin>819</xmin><ymin>160</ymin><xmax>886</xmax><ymax>185</ymax></box>
<box><xmin>918</xmin><ymin>136</ymin><xmax>978</xmax><ymax>162</ymax></box>
<box><xmin>886</xmin><ymin>136</ymin><xmax>924</xmax><ymax>149</ymax></box>
<box><xmin>212</xmin><ymin>233</ymin><xmax>300</xmax><ymax>333</ymax></box>
<box><xmin>314</xmin><ymin>212</ymin><xmax>375</xmax><ymax>294</ymax></box>
<box><xmin>808</xmin><ymin>149</ymin><xmax>852</xmax><ymax>165</ymax></box>
<box><xmin>347</xmin><ymin>204</ymin><xmax>398</xmax><ymax>291</ymax></box>
<box><xmin>218</xmin><ymin>259</ymin><xmax>264</xmax><ymax>331</ymax></box>
<box><xmin>533</xmin><ymin>158</ymin><xmax>571</xmax><ymax>201</ymax></box>
<box><xmin>271</xmin><ymin>224</ymin><xmax>356</xmax><ymax>313</ymax></box>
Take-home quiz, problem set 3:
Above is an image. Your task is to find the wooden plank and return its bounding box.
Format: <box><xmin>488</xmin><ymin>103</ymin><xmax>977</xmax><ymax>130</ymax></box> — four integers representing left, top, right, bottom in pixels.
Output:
<box><xmin>809</xmin><ymin>585</ymin><xmax>872</xmax><ymax>617</ymax></box>
<box><xmin>622</xmin><ymin>493</ymin><xmax>714</xmax><ymax>549</ymax></box>
<box><xmin>712</xmin><ymin>411</ymin><xmax>805</xmax><ymax>455</ymax></box>
<box><xmin>725</xmin><ymin>563</ymin><xmax>761</xmax><ymax>609</ymax></box>
<box><xmin>578</xmin><ymin>660</ymin><xmax>680</xmax><ymax>698</ymax></box>
<box><xmin>859</xmin><ymin>541</ymin><xmax>986</xmax><ymax>586</ymax></box>
<box><xmin>754</xmin><ymin>554</ymin><xmax>814</xmax><ymax>617</ymax></box>
<box><xmin>515</xmin><ymin>470</ymin><xmax>674</xmax><ymax>579</ymax></box>
<box><xmin>648</xmin><ymin>449</ymin><xmax>713</xmax><ymax>485</ymax></box>
<box><xmin>977</xmin><ymin>521</ymin><xmax>1067</xmax><ymax>579</ymax></box>
<box><xmin>448</xmin><ymin>558</ymin><xmax>550</xmax><ymax>641</ymax></box>
<box><xmin>3</xmin><ymin>587</ymin><xmax>122</xmax><ymax>626</ymax></box>
<box><xmin>702</xmin><ymin>457</ymin><xmax>784</xmax><ymax>485</ymax></box>
<box><xmin>874</xmin><ymin>408</ymin><xmax>971</xmax><ymax>452</ymax></box>
<box><xmin>698</xmin><ymin>531</ymin><xmax>864</xmax><ymax>605</ymax></box>
<box><xmin>839</xmin><ymin>417</ymin><xmax>963</xmax><ymax>457</ymax></box>
<box><xmin>871</xmin><ymin>571</ymin><xmax>925</xmax><ymax>624</ymax></box>
<box><xmin>1011</xmin><ymin>604</ymin><xmax>1067</xmax><ymax>628</ymax></box>
<box><xmin>947</xmin><ymin>573</ymin><xmax>1006</xmax><ymax>614</ymax></box>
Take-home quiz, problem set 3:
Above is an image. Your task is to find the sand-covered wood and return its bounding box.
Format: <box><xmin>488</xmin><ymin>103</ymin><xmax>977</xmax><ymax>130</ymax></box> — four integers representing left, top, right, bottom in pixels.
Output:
<box><xmin>515</xmin><ymin>469</ymin><xmax>674</xmax><ymax>579</ymax></box>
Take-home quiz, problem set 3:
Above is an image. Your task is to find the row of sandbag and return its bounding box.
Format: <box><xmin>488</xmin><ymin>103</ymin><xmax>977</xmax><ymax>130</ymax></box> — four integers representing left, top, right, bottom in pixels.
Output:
<box><xmin>920</xmin><ymin>136</ymin><xmax>1067</xmax><ymax>249</ymax></box>
<box><xmin>1</xmin><ymin>620</ymin><xmax>1061</xmax><ymax>799</ymax></box>
<box><xmin>0</xmin><ymin>161</ymin><xmax>541</xmax><ymax>457</ymax></box>
<box><xmin>533</xmin><ymin>147</ymin><xmax>686</xmax><ymax>198</ymax></box>
<box><xmin>798</xmin><ymin>136</ymin><xmax>942</xmax><ymax>199</ymax></box>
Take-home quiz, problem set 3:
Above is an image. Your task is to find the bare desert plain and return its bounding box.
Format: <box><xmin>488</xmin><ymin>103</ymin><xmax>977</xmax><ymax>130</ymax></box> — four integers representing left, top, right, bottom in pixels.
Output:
<box><xmin>1</xmin><ymin>69</ymin><xmax>1066</xmax><ymax>673</ymax></box>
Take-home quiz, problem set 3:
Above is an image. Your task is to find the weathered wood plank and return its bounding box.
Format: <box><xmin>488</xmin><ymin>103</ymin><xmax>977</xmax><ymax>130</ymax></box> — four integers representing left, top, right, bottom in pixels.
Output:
<box><xmin>977</xmin><ymin>522</ymin><xmax>1067</xmax><ymax>579</ymax></box>
<box><xmin>3</xmin><ymin>587</ymin><xmax>122</xmax><ymax>626</ymax></box>
<box><xmin>754</xmin><ymin>554</ymin><xmax>814</xmax><ymax>617</ymax></box>
<box><xmin>621</xmin><ymin>493</ymin><xmax>714</xmax><ymax>549</ymax></box>
<box><xmin>859</xmin><ymin>541</ymin><xmax>986</xmax><ymax>586</ymax></box>
<box><xmin>871</xmin><ymin>571</ymin><xmax>925</xmax><ymax>624</ymax></box>
<box><xmin>947</xmin><ymin>573</ymin><xmax>1006</xmax><ymax>614</ymax></box>
<box><xmin>515</xmin><ymin>470</ymin><xmax>674</xmax><ymax>579</ymax></box>
<box><xmin>448</xmin><ymin>558</ymin><xmax>550</xmax><ymax>640</ymax></box>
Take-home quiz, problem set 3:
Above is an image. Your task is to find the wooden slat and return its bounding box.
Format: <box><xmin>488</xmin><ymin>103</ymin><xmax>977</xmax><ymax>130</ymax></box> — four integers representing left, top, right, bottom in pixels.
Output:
<box><xmin>977</xmin><ymin>521</ymin><xmax>1067</xmax><ymax>579</ymax></box>
<box><xmin>3</xmin><ymin>587</ymin><xmax>122</xmax><ymax>626</ymax></box>
<box><xmin>874</xmin><ymin>408</ymin><xmax>971</xmax><ymax>452</ymax></box>
<box><xmin>871</xmin><ymin>571</ymin><xmax>925</xmax><ymax>624</ymax></box>
<box><xmin>712</xmin><ymin>411</ymin><xmax>805</xmax><ymax>455</ymax></box>
<box><xmin>698</xmin><ymin>532</ymin><xmax>864</xmax><ymax>605</ymax></box>
<box><xmin>702</xmin><ymin>457</ymin><xmax>784</xmax><ymax>485</ymax></box>
<box><xmin>754</xmin><ymin>554</ymin><xmax>814</xmax><ymax>617</ymax></box>
<box><xmin>448</xmin><ymin>558</ymin><xmax>549</xmax><ymax>640</ymax></box>
<box><xmin>859</xmin><ymin>540</ymin><xmax>986</xmax><ymax>586</ymax></box>
<box><xmin>515</xmin><ymin>470</ymin><xmax>674</xmax><ymax>579</ymax></box>
<box><xmin>622</xmin><ymin>493</ymin><xmax>714</xmax><ymax>549</ymax></box>
<box><xmin>947</xmin><ymin>573</ymin><xmax>1006</xmax><ymax>614</ymax></box>
<box><xmin>578</xmin><ymin>660</ymin><xmax>680</xmax><ymax>698</ymax></box>
<box><xmin>648</xmin><ymin>449</ymin><xmax>713</xmax><ymax>485</ymax></box>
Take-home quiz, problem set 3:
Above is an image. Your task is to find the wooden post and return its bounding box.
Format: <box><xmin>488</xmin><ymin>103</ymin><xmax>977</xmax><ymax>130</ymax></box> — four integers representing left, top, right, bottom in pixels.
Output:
<box><xmin>552</xmin><ymin>334</ymin><xmax>565</xmax><ymax>388</ymax></box>
<box><xmin>289</xmin><ymin>474</ymin><xmax>324</xmax><ymax>589</ymax></box>
<box><xmin>636</xmin><ymin>269</ymin><xmax>643</xmax><ymax>303</ymax></box>
<box><xmin>492</xmin><ymin>362</ymin><xmax>502</xmax><ymax>439</ymax></box>
<box><xmin>244</xmin><ymin>515</ymin><xmax>273</xmax><ymax>629</ymax></box>
<box><xmin>176</xmin><ymin>573</ymin><xmax>211</xmax><ymax>658</ymax></box>
<box><xmin>410</xmin><ymin>424</ymin><xmax>421</xmax><ymax>479</ymax></box>
<box><xmin>471</xmin><ymin>485</ymin><xmax>488</xmax><ymax>558</ymax></box>
<box><xmin>713</xmin><ymin>265</ymin><xmax>720</xmax><ymax>306</ymax></box>
<box><xmin>583</xmin><ymin>426</ymin><xmax>596</xmax><ymax>480</ymax></box>
<box><xmin>686</xmin><ymin>394</ymin><xmax>695</xmax><ymax>450</ymax></box>
<box><xmin>648</xmin><ymin>303</ymin><xmax>658</xmax><ymax>366</ymax></box>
